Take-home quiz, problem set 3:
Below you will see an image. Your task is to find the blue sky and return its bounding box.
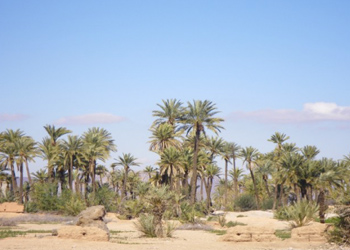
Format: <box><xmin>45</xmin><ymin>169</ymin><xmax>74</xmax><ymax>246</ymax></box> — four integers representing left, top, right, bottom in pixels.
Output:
<box><xmin>1</xmin><ymin>1</ymin><xmax>350</xmax><ymax>173</ymax></box>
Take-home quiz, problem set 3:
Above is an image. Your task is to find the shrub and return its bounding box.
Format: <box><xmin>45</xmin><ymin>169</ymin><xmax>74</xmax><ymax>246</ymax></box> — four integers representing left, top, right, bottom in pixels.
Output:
<box><xmin>218</xmin><ymin>214</ymin><xmax>226</xmax><ymax>227</ymax></box>
<box><xmin>123</xmin><ymin>200</ymin><xmax>145</xmax><ymax>219</ymax></box>
<box><xmin>30</xmin><ymin>183</ymin><xmax>59</xmax><ymax>211</ymax></box>
<box><xmin>234</xmin><ymin>194</ymin><xmax>257</xmax><ymax>211</ymax></box>
<box><xmin>226</xmin><ymin>221</ymin><xmax>247</xmax><ymax>227</ymax></box>
<box><xmin>261</xmin><ymin>198</ymin><xmax>274</xmax><ymax>210</ymax></box>
<box><xmin>274</xmin><ymin>200</ymin><xmax>319</xmax><ymax>228</ymax></box>
<box><xmin>87</xmin><ymin>184</ymin><xmax>117</xmax><ymax>212</ymax></box>
<box><xmin>134</xmin><ymin>214</ymin><xmax>157</xmax><ymax>237</ymax></box>
<box><xmin>275</xmin><ymin>229</ymin><xmax>291</xmax><ymax>239</ymax></box>
<box><xmin>58</xmin><ymin>190</ymin><xmax>86</xmax><ymax>216</ymax></box>
<box><xmin>328</xmin><ymin>206</ymin><xmax>350</xmax><ymax>244</ymax></box>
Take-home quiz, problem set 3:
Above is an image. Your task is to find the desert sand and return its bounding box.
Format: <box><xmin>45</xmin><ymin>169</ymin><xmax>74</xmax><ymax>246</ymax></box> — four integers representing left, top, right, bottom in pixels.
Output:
<box><xmin>0</xmin><ymin>211</ymin><xmax>347</xmax><ymax>250</ymax></box>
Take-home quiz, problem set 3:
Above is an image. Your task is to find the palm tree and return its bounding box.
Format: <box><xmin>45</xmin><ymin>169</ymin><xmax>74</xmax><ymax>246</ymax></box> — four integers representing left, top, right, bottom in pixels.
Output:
<box><xmin>143</xmin><ymin>165</ymin><xmax>157</xmax><ymax>180</ymax></box>
<box><xmin>39</xmin><ymin>137</ymin><xmax>59</xmax><ymax>182</ymax></box>
<box><xmin>158</xmin><ymin>147</ymin><xmax>184</xmax><ymax>191</ymax></box>
<box><xmin>227</xmin><ymin>142</ymin><xmax>241</xmax><ymax>197</ymax></box>
<box><xmin>43</xmin><ymin>125</ymin><xmax>71</xmax><ymax>146</ymax></box>
<box><xmin>0</xmin><ymin>129</ymin><xmax>25</xmax><ymax>194</ymax></box>
<box><xmin>149</xmin><ymin>123</ymin><xmax>182</xmax><ymax>152</ymax></box>
<box><xmin>82</xmin><ymin>127</ymin><xmax>117</xmax><ymax>192</ymax></box>
<box><xmin>301</xmin><ymin>145</ymin><xmax>320</xmax><ymax>160</ymax></box>
<box><xmin>202</xmin><ymin>164</ymin><xmax>221</xmax><ymax>210</ymax></box>
<box><xmin>15</xmin><ymin>136</ymin><xmax>38</xmax><ymax>203</ymax></box>
<box><xmin>240</xmin><ymin>146</ymin><xmax>260</xmax><ymax>209</ymax></box>
<box><xmin>182</xmin><ymin>100</ymin><xmax>224</xmax><ymax>204</ymax></box>
<box><xmin>268</xmin><ymin>132</ymin><xmax>290</xmax><ymax>209</ymax></box>
<box><xmin>152</xmin><ymin>99</ymin><xmax>185</xmax><ymax>127</ymax></box>
<box><xmin>113</xmin><ymin>153</ymin><xmax>139</xmax><ymax>201</ymax></box>
<box><xmin>32</xmin><ymin>169</ymin><xmax>48</xmax><ymax>184</ymax></box>
<box><xmin>221</xmin><ymin>142</ymin><xmax>232</xmax><ymax>207</ymax></box>
<box><xmin>60</xmin><ymin>135</ymin><xmax>83</xmax><ymax>190</ymax></box>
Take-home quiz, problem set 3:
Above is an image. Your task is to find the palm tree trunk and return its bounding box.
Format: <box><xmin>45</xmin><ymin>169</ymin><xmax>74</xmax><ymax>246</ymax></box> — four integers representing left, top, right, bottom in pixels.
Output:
<box><xmin>69</xmin><ymin>157</ymin><xmax>73</xmax><ymax>190</ymax></box>
<box><xmin>10</xmin><ymin>160</ymin><xmax>17</xmax><ymax>193</ymax></box>
<box><xmin>233</xmin><ymin>157</ymin><xmax>238</xmax><ymax>197</ymax></box>
<box><xmin>121</xmin><ymin>168</ymin><xmax>128</xmax><ymax>201</ymax></box>
<box><xmin>318</xmin><ymin>189</ymin><xmax>327</xmax><ymax>223</ymax></box>
<box><xmin>19</xmin><ymin>163</ymin><xmax>23</xmax><ymax>204</ymax></box>
<box><xmin>264</xmin><ymin>177</ymin><xmax>271</xmax><ymax>197</ymax></box>
<box><xmin>249</xmin><ymin>165</ymin><xmax>260</xmax><ymax>209</ymax></box>
<box><xmin>273</xmin><ymin>182</ymin><xmax>278</xmax><ymax>210</ymax></box>
<box><xmin>190</xmin><ymin>127</ymin><xmax>201</xmax><ymax>205</ymax></box>
<box><xmin>224</xmin><ymin>159</ymin><xmax>228</xmax><ymax>208</ymax></box>
<box><xmin>200</xmin><ymin>177</ymin><xmax>204</xmax><ymax>201</ymax></box>
<box><xmin>24</xmin><ymin>159</ymin><xmax>32</xmax><ymax>185</ymax></box>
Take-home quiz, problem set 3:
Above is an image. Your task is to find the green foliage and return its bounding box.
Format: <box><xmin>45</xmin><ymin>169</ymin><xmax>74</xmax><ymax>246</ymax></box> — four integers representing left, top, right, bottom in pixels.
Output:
<box><xmin>87</xmin><ymin>184</ymin><xmax>117</xmax><ymax>212</ymax></box>
<box><xmin>218</xmin><ymin>214</ymin><xmax>226</xmax><ymax>227</ymax></box>
<box><xmin>58</xmin><ymin>190</ymin><xmax>86</xmax><ymax>216</ymax></box>
<box><xmin>327</xmin><ymin>207</ymin><xmax>350</xmax><ymax>244</ymax></box>
<box><xmin>30</xmin><ymin>182</ymin><xmax>59</xmax><ymax>211</ymax></box>
<box><xmin>123</xmin><ymin>200</ymin><xmax>145</xmax><ymax>219</ymax></box>
<box><xmin>274</xmin><ymin>200</ymin><xmax>319</xmax><ymax>228</ymax></box>
<box><xmin>225</xmin><ymin>221</ymin><xmax>246</xmax><ymax>227</ymax></box>
<box><xmin>261</xmin><ymin>198</ymin><xmax>274</xmax><ymax>210</ymax></box>
<box><xmin>275</xmin><ymin>229</ymin><xmax>291</xmax><ymax>239</ymax></box>
<box><xmin>234</xmin><ymin>194</ymin><xmax>257</xmax><ymax>211</ymax></box>
<box><xmin>179</xmin><ymin>202</ymin><xmax>203</xmax><ymax>224</ymax></box>
<box><xmin>0</xmin><ymin>230</ymin><xmax>26</xmax><ymax>239</ymax></box>
<box><xmin>209</xmin><ymin>229</ymin><xmax>227</xmax><ymax>235</ymax></box>
<box><xmin>134</xmin><ymin>214</ymin><xmax>157</xmax><ymax>237</ymax></box>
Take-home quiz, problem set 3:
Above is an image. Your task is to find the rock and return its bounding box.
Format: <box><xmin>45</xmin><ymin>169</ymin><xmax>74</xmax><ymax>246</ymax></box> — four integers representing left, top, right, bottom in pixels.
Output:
<box><xmin>221</xmin><ymin>226</ymin><xmax>280</xmax><ymax>242</ymax></box>
<box><xmin>0</xmin><ymin>202</ymin><xmax>24</xmax><ymax>213</ymax></box>
<box><xmin>291</xmin><ymin>223</ymin><xmax>330</xmax><ymax>242</ymax></box>
<box><xmin>57</xmin><ymin>206</ymin><xmax>110</xmax><ymax>241</ymax></box>
<box><xmin>57</xmin><ymin>226</ymin><xmax>109</xmax><ymax>241</ymax></box>
<box><xmin>75</xmin><ymin>205</ymin><xmax>109</xmax><ymax>231</ymax></box>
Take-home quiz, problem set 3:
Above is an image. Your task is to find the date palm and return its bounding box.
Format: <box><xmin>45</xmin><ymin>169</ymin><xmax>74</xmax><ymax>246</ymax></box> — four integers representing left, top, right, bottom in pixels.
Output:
<box><xmin>43</xmin><ymin>125</ymin><xmax>71</xmax><ymax>146</ymax></box>
<box><xmin>82</xmin><ymin>127</ymin><xmax>117</xmax><ymax>192</ymax></box>
<box><xmin>149</xmin><ymin>123</ymin><xmax>182</xmax><ymax>152</ymax></box>
<box><xmin>0</xmin><ymin>129</ymin><xmax>25</xmax><ymax>194</ymax></box>
<box><xmin>221</xmin><ymin>142</ymin><xmax>232</xmax><ymax>207</ymax></box>
<box><xmin>60</xmin><ymin>135</ymin><xmax>83</xmax><ymax>190</ymax></box>
<box><xmin>39</xmin><ymin>137</ymin><xmax>59</xmax><ymax>182</ymax></box>
<box><xmin>15</xmin><ymin>136</ymin><xmax>38</xmax><ymax>203</ymax></box>
<box><xmin>152</xmin><ymin>99</ymin><xmax>185</xmax><ymax>127</ymax></box>
<box><xmin>202</xmin><ymin>164</ymin><xmax>221</xmax><ymax>210</ymax></box>
<box><xmin>240</xmin><ymin>146</ymin><xmax>260</xmax><ymax>209</ymax></box>
<box><xmin>114</xmin><ymin>153</ymin><xmax>139</xmax><ymax>201</ymax></box>
<box><xmin>227</xmin><ymin>142</ymin><xmax>241</xmax><ymax>196</ymax></box>
<box><xmin>301</xmin><ymin>145</ymin><xmax>320</xmax><ymax>160</ymax></box>
<box><xmin>158</xmin><ymin>147</ymin><xmax>184</xmax><ymax>191</ymax></box>
<box><xmin>182</xmin><ymin>100</ymin><xmax>224</xmax><ymax>204</ymax></box>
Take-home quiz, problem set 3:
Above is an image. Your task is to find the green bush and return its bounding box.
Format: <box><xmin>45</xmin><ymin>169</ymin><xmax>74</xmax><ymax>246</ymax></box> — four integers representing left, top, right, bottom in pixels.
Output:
<box><xmin>58</xmin><ymin>190</ymin><xmax>86</xmax><ymax>216</ymax></box>
<box><xmin>123</xmin><ymin>199</ymin><xmax>145</xmax><ymax>219</ymax></box>
<box><xmin>274</xmin><ymin>200</ymin><xmax>319</xmax><ymax>228</ymax></box>
<box><xmin>261</xmin><ymin>198</ymin><xmax>274</xmax><ymax>210</ymax></box>
<box><xmin>30</xmin><ymin>183</ymin><xmax>59</xmax><ymax>211</ymax></box>
<box><xmin>87</xmin><ymin>185</ymin><xmax>117</xmax><ymax>212</ymax></box>
<box><xmin>234</xmin><ymin>194</ymin><xmax>257</xmax><ymax>211</ymax></box>
<box><xmin>134</xmin><ymin>214</ymin><xmax>157</xmax><ymax>237</ymax></box>
<box><xmin>226</xmin><ymin>221</ymin><xmax>246</xmax><ymax>227</ymax></box>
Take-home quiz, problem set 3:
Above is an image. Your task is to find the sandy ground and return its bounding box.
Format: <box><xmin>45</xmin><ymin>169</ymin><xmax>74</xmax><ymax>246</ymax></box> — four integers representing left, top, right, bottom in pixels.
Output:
<box><xmin>0</xmin><ymin>211</ymin><xmax>346</xmax><ymax>250</ymax></box>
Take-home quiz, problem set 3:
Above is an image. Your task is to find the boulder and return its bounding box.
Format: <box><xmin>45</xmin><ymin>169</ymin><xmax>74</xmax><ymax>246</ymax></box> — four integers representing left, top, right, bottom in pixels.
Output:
<box><xmin>57</xmin><ymin>206</ymin><xmax>110</xmax><ymax>241</ymax></box>
<box><xmin>75</xmin><ymin>205</ymin><xmax>108</xmax><ymax>231</ymax></box>
<box><xmin>57</xmin><ymin>226</ymin><xmax>109</xmax><ymax>241</ymax></box>
<box><xmin>0</xmin><ymin>202</ymin><xmax>24</xmax><ymax>213</ymax></box>
<box><xmin>291</xmin><ymin>223</ymin><xmax>330</xmax><ymax>242</ymax></box>
<box><xmin>222</xmin><ymin>226</ymin><xmax>279</xmax><ymax>242</ymax></box>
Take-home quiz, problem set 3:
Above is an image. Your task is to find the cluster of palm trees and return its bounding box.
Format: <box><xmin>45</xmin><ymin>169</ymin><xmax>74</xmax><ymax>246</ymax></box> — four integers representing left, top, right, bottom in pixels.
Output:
<box><xmin>0</xmin><ymin>99</ymin><xmax>349</xmax><ymax>222</ymax></box>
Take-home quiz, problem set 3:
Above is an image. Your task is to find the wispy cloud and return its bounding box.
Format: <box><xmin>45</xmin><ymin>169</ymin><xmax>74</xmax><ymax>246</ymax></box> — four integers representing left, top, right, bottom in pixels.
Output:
<box><xmin>0</xmin><ymin>114</ymin><xmax>29</xmax><ymax>122</ymax></box>
<box><xmin>55</xmin><ymin>113</ymin><xmax>125</xmax><ymax>125</ymax></box>
<box><xmin>229</xmin><ymin>102</ymin><xmax>350</xmax><ymax>123</ymax></box>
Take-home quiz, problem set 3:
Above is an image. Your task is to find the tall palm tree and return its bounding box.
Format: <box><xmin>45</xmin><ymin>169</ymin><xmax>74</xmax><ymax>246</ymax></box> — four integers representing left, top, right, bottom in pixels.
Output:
<box><xmin>227</xmin><ymin>142</ymin><xmax>241</xmax><ymax>197</ymax></box>
<box><xmin>182</xmin><ymin>100</ymin><xmax>224</xmax><ymax>204</ymax></box>
<box><xmin>301</xmin><ymin>145</ymin><xmax>320</xmax><ymax>160</ymax></box>
<box><xmin>113</xmin><ymin>153</ymin><xmax>139</xmax><ymax>201</ymax></box>
<box><xmin>158</xmin><ymin>147</ymin><xmax>184</xmax><ymax>191</ymax></box>
<box><xmin>268</xmin><ymin>132</ymin><xmax>290</xmax><ymax>209</ymax></box>
<box><xmin>143</xmin><ymin>165</ymin><xmax>157</xmax><ymax>180</ymax></box>
<box><xmin>39</xmin><ymin>137</ymin><xmax>59</xmax><ymax>182</ymax></box>
<box><xmin>82</xmin><ymin>127</ymin><xmax>117</xmax><ymax>192</ymax></box>
<box><xmin>202</xmin><ymin>164</ymin><xmax>221</xmax><ymax>210</ymax></box>
<box><xmin>221</xmin><ymin>142</ymin><xmax>232</xmax><ymax>207</ymax></box>
<box><xmin>15</xmin><ymin>136</ymin><xmax>38</xmax><ymax>203</ymax></box>
<box><xmin>0</xmin><ymin>129</ymin><xmax>25</xmax><ymax>194</ymax></box>
<box><xmin>240</xmin><ymin>146</ymin><xmax>260</xmax><ymax>209</ymax></box>
<box><xmin>149</xmin><ymin>123</ymin><xmax>182</xmax><ymax>152</ymax></box>
<box><xmin>43</xmin><ymin>125</ymin><xmax>71</xmax><ymax>146</ymax></box>
<box><xmin>60</xmin><ymin>135</ymin><xmax>83</xmax><ymax>190</ymax></box>
<box><xmin>152</xmin><ymin>99</ymin><xmax>185</xmax><ymax>127</ymax></box>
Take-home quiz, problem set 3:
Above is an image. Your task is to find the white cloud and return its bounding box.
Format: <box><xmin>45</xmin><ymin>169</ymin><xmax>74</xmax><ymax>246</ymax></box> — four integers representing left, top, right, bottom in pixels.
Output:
<box><xmin>230</xmin><ymin>102</ymin><xmax>350</xmax><ymax>123</ymax></box>
<box><xmin>0</xmin><ymin>114</ymin><xmax>29</xmax><ymax>122</ymax></box>
<box><xmin>55</xmin><ymin>113</ymin><xmax>125</xmax><ymax>125</ymax></box>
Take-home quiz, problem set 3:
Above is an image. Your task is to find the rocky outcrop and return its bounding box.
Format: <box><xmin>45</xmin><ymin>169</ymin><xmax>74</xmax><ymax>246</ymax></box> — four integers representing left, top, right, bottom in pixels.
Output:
<box><xmin>57</xmin><ymin>206</ymin><xmax>110</xmax><ymax>241</ymax></box>
<box><xmin>291</xmin><ymin>223</ymin><xmax>330</xmax><ymax>242</ymax></box>
<box><xmin>222</xmin><ymin>226</ymin><xmax>279</xmax><ymax>242</ymax></box>
<box><xmin>0</xmin><ymin>202</ymin><xmax>24</xmax><ymax>213</ymax></box>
